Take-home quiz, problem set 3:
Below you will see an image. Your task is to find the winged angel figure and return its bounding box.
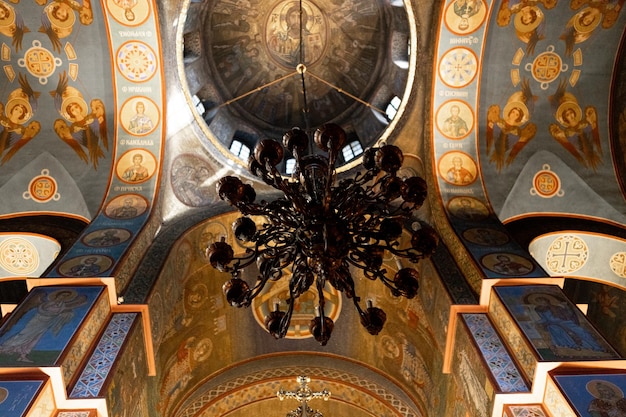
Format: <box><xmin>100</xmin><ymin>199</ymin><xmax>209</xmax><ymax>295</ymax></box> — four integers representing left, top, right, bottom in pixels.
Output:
<box><xmin>0</xmin><ymin>289</ymin><xmax>87</xmax><ymax>363</ymax></box>
<box><xmin>51</xmin><ymin>71</ymin><xmax>108</xmax><ymax>169</ymax></box>
<box><xmin>0</xmin><ymin>0</ymin><xmax>29</xmax><ymax>52</ymax></box>
<box><xmin>0</xmin><ymin>73</ymin><xmax>41</xmax><ymax>165</ymax></box>
<box><xmin>486</xmin><ymin>79</ymin><xmax>537</xmax><ymax>171</ymax></box>
<box><xmin>39</xmin><ymin>0</ymin><xmax>93</xmax><ymax>53</ymax></box>
<box><xmin>548</xmin><ymin>80</ymin><xmax>601</xmax><ymax>170</ymax></box>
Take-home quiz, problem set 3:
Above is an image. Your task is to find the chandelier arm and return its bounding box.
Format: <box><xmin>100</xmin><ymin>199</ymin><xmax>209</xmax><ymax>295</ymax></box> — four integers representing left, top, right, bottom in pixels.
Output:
<box><xmin>363</xmin><ymin>170</ymin><xmax>392</xmax><ymax>190</ymax></box>
<box><xmin>377</xmin><ymin>274</ymin><xmax>404</xmax><ymax>296</ymax></box>
<box><xmin>350</xmin><ymin>291</ymin><xmax>366</xmax><ymax>317</ymax></box>
<box><xmin>230</xmin><ymin>251</ymin><xmax>258</xmax><ymax>271</ymax></box>
<box><xmin>245</xmin><ymin>270</ymin><xmax>277</xmax><ymax>301</ymax></box>
<box><xmin>265</xmin><ymin>163</ymin><xmax>289</xmax><ymax>191</ymax></box>
<box><xmin>277</xmin><ymin>290</ymin><xmax>297</xmax><ymax>338</ymax></box>
<box><xmin>383</xmin><ymin>202</ymin><xmax>417</xmax><ymax>218</ymax></box>
<box><xmin>352</xmin><ymin>168</ymin><xmax>379</xmax><ymax>186</ymax></box>
<box><xmin>342</xmin><ymin>256</ymin><xmax>401</xmax><ymax>295</ymax></box>
<box><xmin>385</xmin><ymin>246</ymin><xmax>425</xmax><ymax>263</ymax></box>
<box><xmin>312</xmin><ymin>273</ymin><xmax>330</xmax><ymax>340</ymax></box>
<box><xmin>233</xmin><ymin>201</ymin><xmax>277</xmax><ymax>218</ymax></box>
<box><xmin>332</xmin><ymin>188</ymin><xmax>369</xmax><ymax>215</ymax></box>
<box><xmin>266</xmin><ymin>170</ymin><xmax>308</xmax><ymax>213</ymax></box>
<box><xmin>262</xmin><ymin>201</ymin><xmax>303</xmax><ymax>228</ymax></box>
<box><xmin>255</xmin><ymin>232</ymin><xmax>298</xmax><ymax>260</ymax></box>
<box><xmin>343</xmin><ymin>252</ymin><xmax>388</xmax><ymax>280</ymax></box>
<box><xmin>258</xmin><ymin>245</ymin><xmax>297</xmax><ymax>277</ymax></box>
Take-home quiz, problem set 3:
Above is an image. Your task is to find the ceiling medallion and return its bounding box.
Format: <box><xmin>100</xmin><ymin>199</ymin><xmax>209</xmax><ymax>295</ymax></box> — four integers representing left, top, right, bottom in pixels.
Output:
<box><xmin>205</xmin><ymin>122</ymin><xmax>437</xmax><ymax>345</ymax></box>
<box><xmin>277</xmin><ymin>376</ymin><xmax>330</xmax><ymax>417</ymax></box>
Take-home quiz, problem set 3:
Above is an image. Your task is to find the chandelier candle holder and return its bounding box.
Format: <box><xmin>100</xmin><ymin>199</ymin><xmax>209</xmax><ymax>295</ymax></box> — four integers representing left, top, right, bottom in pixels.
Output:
<box><xmin>277</xmin><ymin>376</ymin><xmax>330</xmax><ymax>417</ymax></box>
<box><xmin>206</xmin><ymin>123</ymin><xmax>438</xmax><ymax>345</ymax></box>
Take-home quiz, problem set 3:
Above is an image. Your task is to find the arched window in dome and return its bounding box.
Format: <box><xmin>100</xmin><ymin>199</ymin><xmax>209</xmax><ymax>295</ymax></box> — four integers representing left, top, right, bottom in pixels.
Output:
<box><xmin>342</xmin><ymin>140</ymin><xmax>364</xmax><ymax>162</ymax></box>
<box><xmin>229</xmin><ymin>139</ymin><xmax>251</xmax><ymax>161</ymax></box>
<box><xmin>192</xmin><ymin>94</ymin><xmax>205</xmax><ymax>116</ymax></box>
<box><xmin>385</xmin><ymin>96</ymin><xmax>402</xmax><ymax>120</ymax></box>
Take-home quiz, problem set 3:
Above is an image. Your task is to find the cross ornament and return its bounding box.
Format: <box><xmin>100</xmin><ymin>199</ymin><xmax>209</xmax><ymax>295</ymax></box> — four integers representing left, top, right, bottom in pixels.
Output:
<box><xmin>277</xmin><ymin>376</ymin><xmax>331</xmax><ymax>417</ymax></box>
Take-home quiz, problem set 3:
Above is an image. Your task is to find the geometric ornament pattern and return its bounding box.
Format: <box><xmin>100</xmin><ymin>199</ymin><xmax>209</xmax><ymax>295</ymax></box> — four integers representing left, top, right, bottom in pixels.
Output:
<box><xmin>545</xmin><ymin>235</ymin><xmax>588</xmax><ymax>275</ymax></box>
<box><xmin>609</xmin><ymin>252</ymin><xmax>626</xmax><ymax>278</ymax></box>
<box><xmin>69</xmin><ymin>313</ymin><xmax>137</xmax><ymax>398</ymax></box>
<box><xmin>0</xmin><ymin>237</ymin><xmax>39</xmax><ymax>275</ymax></box>
<box><xmin>462</xmin><ymin>313</ymin><xmax>530</xmax><ymax>393</ymax></box>
<box><xmin>177</xmin><ymin>365</ymin><xmax>421</xmax><ymax>417</ymax></box>
<box><xmin>504</xmin><ymin>405</ymin><xmax>548</xmax><ymax>417</ymax></box>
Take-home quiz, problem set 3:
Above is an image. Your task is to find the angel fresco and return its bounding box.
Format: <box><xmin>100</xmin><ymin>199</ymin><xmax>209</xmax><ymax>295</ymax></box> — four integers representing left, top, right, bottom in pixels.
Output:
<box><xmin>549</xmin><ymin>81</ymin><xmax>601</xmax><ymax>170</ymax></box>
<box><xmin>496</xmin><ymin>0</ymin><xmax>556</xmax><ymax>27</ymax></box>
<box><xmin>570</xmin><ymin>0</ymin><xmax>625</xmax><ymax>29</ymax></box>
<box><xmin>486</xmin><ymin>79</ymin><xmax>537</xmax><ymax>171</ymax></box>
<box><xmin>0</xmin><ymin>73</ymin><xmax>41</xmax><ymax>165</ymax></box>
<box><xmin>51</xmin><ymin>71</ymin><xmax>108</xmax><ymax>169</ymax></box>
<box><xmin>40</xmin><ymin>0</ymin><xmax>93</xmax><ymax>53</ymax></box>
<box><xmin>560</xmin><ymin>7</ymin><xmax>603</xmax><ymax>56</ymax></box>
<box><xmin>513</xmin><ymin>5</ymin><xmax>546</xmax><ymax>55</ymax></box>
<box><xmin>0</xmin><ymin>1</ymin><xmax>29</xmax><ymax>52</ymax></box>
<box><xmin>0</xmin><ymin>289</ymin><xmax>87</xmax><ymax>363</ymax></box>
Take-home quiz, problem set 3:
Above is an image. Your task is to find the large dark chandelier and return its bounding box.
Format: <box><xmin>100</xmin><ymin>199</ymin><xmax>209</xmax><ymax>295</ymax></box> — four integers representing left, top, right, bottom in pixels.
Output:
<box><xmin>205</xmin><ymin>123</ymin><xmax>438</xmax><ymax>345</ymax></box>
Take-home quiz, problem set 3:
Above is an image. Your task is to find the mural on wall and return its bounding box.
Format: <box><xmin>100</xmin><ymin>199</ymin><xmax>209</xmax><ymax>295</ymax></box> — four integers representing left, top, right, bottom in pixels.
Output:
<box><xmin>493</xmin><ymin>285</ymin><xmax>619</xmax><ymax>360</ymax></box>
<box><xmin>0</xmin><ymin>378</ymin><xmax>46</xmax><ymax>416</ymax></box>
<box><xmin>40</xmin><ymin>0</ymin><xmax>94</xmax><ymax>53</ymax></box>
<box><xmin>157</xmin><ymin>333</ymin><xmax>213</xmax><ymax>414</ymax></box>
<box><xmin>148</xmin><ymin>223</ymin><xmax>232</xmax><ymax>416</ymax></box>
<box><xmin>0</xmin><ymin>0</ymin><xmax>165</xmax><ymax>283</ymax></box>
<box><xmin>170</xmin><ymin>154</ymin><xmax>217</xmax><ymax>207</ymax></box>
<box><xmin>0</xmin><ymin>286</ymin><xmax>104</xmax><ymax>365</ymax></box>
<box><xmin>565</xmin><ymin>280</ymin><xmax>626</xmax><ymax>357</ymax></box>
<box><xmin>105</xmin><ymin>317</ymin><xmax>149</xmax><ymax>417</ymax></box>
<box><xmin>375</xmin><ymin>320</ymin><xmax>434</xmax><ymax>411</ymax></box>
<box><xmin>551</xmin><ymin>370</ymin><xmax>626</xmax><ymax>417</ymax></box>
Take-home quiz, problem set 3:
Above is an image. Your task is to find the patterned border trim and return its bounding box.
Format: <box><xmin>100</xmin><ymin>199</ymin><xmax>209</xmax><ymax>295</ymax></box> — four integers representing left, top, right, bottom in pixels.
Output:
<box><xmin>462</xmin><ymin>313</ymin><xmax>530</xmax><ymax>393</ymax></box>
<box><xmin>69</xmin><ymin>313</ymin><xmax>137</xmax><ymax>398</ymax></box>
<box><xmin>176</xmin><ymin>366</ymin><xmax>420</xmax><ymax>417</ymax></box>
<box><xmin>489</xmin><ymin>293</ymin><xmax>538</xmax><ymax>383</ymax></box>
<box><xmin>504</xmin><ymin>404</ymin><xmax>548</xmax><ymax>417</ymax></box>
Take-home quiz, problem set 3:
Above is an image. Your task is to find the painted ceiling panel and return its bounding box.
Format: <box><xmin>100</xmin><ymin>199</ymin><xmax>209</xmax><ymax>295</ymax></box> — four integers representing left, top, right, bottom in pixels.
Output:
<box><xmin>0</xmin><ymin>0</ymin><xmax>114</xmax><ymax>219</ymax></box>
<box><xmin>478</xmin><ymin>0</ymin><xmax>626</xmax><ymax>221</ymax></box>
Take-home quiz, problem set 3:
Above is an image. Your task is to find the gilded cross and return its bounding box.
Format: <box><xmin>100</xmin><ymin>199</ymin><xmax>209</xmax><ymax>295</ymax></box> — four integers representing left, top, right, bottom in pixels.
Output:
<box><xmin>277</xmin><ymin>376</ymin><xmax>331</xmax><ymax>417</ymax></box>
